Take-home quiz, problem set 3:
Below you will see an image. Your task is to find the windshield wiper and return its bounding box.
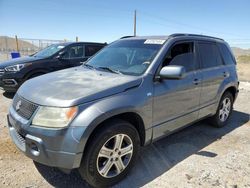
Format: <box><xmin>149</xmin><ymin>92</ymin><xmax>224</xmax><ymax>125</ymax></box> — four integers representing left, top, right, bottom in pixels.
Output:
<box><xmin>97</xmin><ymin>66</ymin><xmax>122</xmax><ymax>74</ymax></box>
<box><xmin>83</xmin><ymin>64</ymin><xmax>95</xmax><ymax>70</ymax></box>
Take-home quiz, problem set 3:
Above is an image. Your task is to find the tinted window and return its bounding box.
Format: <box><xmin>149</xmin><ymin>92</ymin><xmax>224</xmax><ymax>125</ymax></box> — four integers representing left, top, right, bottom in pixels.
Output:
<box><xmin>199</xmin><ymin>43</ymin><xmax>223</xmax><ymax>68</ymax></box>
<box><xmin>219</xmin><ymin>43</ymin><xmax>236</xmax><ymax>65</ymax></box>
<box><xmin>63</xmin><ymin>45</ymin><xmax>84</xmax><ymax>58</ymax></box>
<box><xmin>163</xmin><ymin>42</ymin><xmax>195</xmax><ymax>72</ymax></box>
<box><xmin>169</xmin><ymin>53</ymin><xmax>195</xmax><ymax>72</ymax></box>
<box><xmin>85</xmin><ymin>45</ymin><xmax>103</xmax><ymax>57</ymax></box>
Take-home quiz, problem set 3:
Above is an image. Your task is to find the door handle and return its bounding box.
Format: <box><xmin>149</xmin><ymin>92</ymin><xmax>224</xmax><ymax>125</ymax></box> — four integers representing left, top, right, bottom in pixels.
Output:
<box><xmin>193</xmin><ymin>78</ymin><xmax>201</xmax><ymax>85</ymax></box>
<box><xmin>223</xmin><ymin>71</ymin><xmax>230</xmax><ymax>78</ymax></box>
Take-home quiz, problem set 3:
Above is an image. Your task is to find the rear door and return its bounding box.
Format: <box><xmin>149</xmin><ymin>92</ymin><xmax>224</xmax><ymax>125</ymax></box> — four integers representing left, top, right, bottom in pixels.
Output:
<box><xmin>197</xmin><ymin>42</ymin><xmax>226</xmax><ymax>117</ymax></box>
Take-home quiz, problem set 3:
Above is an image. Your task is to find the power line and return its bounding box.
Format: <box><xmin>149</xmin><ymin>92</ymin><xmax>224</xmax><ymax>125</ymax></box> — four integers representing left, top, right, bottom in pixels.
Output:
<box><xmin>138</xmin><ymin>10</ymin><xmax>245</xmax><ymax>39</ymax></box>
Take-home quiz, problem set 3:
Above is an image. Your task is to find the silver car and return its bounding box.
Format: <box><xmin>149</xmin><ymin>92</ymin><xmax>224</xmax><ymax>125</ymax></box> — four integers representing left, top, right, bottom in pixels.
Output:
<box><xmin>8</xmin><ymin>34</ymin><xmax>239</xmax><ymax>187</ymax></box>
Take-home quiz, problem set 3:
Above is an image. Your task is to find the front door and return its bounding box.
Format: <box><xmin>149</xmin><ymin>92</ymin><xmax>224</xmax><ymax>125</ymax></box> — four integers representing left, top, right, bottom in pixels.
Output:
<box><xmin>59</xmin><ymin>44</ymin><xmax>87</xmax><ymax>68</ymax></box>
<box><xmin>152</xmin><ymin>41</ymin><xmax>202</xmax><ymax>139</ymax></box>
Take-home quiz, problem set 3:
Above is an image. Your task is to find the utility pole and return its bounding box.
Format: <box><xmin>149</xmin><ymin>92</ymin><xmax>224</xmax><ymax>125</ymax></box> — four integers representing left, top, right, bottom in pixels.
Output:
<box><xmin>15</xmin><ymin>35</ymin><xmax>19</xmax><ymax>52</ymax></box>
<box><xmin>134</xmin><ymin>10</ymin><xmax>137</xmax><ymax>36</ymax></box>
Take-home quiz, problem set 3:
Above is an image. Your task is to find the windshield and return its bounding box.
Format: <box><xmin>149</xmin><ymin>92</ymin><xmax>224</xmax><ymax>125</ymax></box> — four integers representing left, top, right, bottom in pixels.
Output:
<box><xmin>86</xmin><ymin>39</ymin><xmax>164</xmax><ymax>75</ymax></box>
<box><xmin>33</xmin><ymin>44</ymin><xmax>65</xmax><ymax>58</ymax></box>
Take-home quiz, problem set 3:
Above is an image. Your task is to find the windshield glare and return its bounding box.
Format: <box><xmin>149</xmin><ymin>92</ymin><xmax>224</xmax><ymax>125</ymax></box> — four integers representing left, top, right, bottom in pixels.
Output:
<box><xmin>86</xmin><ymin>39</ymin><xmax>164</xmax><ymax>75</ymax></box>
<box><xmin>33</xmin><ymin>44</ymin><xmax>65</xmax><ymax>58</ymax></box>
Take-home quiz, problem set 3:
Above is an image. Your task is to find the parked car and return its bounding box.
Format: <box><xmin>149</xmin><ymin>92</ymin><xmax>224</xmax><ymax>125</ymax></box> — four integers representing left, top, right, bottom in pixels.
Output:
<box><xmin>8</xmin><ymin>34</ymin><xmax>239</xmax><ymax>187</ymax></box>
<box><xmin>0</xmin><ymin>42</ymin><xmax>106</xmax><ymax>92</ymax></box>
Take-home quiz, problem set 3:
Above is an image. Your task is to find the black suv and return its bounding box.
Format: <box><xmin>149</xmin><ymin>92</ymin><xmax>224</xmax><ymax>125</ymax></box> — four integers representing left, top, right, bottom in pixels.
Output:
<box><xmin>0</xmin><ymin>42</ymin><xmax>106</xmax><ymax>92</ymax></box>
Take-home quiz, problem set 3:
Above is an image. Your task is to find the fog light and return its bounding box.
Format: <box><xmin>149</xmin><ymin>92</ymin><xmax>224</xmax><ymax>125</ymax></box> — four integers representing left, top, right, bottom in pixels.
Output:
<box><xmin>29</xmin><ymin>142</ymin><xmax>40</xmax><ymax>156</ymax></box>
<box><xmin>3</xmin><ymin>79</ymin><xmax>17</xmax><ymax>86</ymax></box>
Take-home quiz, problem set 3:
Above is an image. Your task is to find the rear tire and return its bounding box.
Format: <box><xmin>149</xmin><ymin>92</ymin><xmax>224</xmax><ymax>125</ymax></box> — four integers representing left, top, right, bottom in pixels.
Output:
<box><xmin>210</xmin><ymin>92</ymin><xmax>233</xmax><ymax>128</ymax></box>
<box><xmin>78</xmin><ymin>119</ymin><xmax>140</xmax><ymax>188</ymax></box>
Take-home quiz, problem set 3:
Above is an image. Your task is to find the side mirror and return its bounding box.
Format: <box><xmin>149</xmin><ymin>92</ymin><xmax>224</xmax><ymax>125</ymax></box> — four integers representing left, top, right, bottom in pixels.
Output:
<box><xmin>80</xmin><ymin>57</ymin><xmax>90</xmax><ymax>64</ymax></box>
<box><xmin>159</xmin><ymin>65</ymin><xmax>186</xmax><ymax>79</ymax></box>
<box><xmin>56</xmin><ymin>51</ymin><xmax>66</xmax><ymax>59</ymax></box>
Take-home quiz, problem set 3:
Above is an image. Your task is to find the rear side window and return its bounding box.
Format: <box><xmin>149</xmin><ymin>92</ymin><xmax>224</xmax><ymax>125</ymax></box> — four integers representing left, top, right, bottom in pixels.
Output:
<box><xmin>85</xmin><ymin>45</ymin><xmax>103</xmax><ymax>57</ymax></box>
<box><xmin>218</xmin><ymin>43</ymin><xmax>236</xmax><ymax>65</ymax></box>
<box><xmin>199</xmin><ymin>43</ymin><xmax>223</xmax><ymax>69</ymax></box>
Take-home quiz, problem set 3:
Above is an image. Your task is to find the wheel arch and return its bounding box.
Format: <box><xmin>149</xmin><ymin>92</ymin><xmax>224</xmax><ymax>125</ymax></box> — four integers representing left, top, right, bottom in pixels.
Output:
<box><xmin>223</xmin><ymin>86</ymin><xmax>237</xmax><ymax>101</ymax></box>
<box><xmin>219</xmin><ymin>85</ymin><xmax>238</xmax><ymax>104</ymax></box>
<box><xmin>24</xmin><ymin>69</ymin><xmax>49</xmax><ymax>79</ymax></box>
<box><xmin>79</xmin><ymin>110</ymin><xmax>146</xmax><ymax>155</ymax></box>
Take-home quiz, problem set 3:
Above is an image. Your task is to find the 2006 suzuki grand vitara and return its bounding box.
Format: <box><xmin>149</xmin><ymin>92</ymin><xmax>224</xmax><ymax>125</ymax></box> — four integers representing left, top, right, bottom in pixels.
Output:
<box><xmin>8</xmin><ymin>34</ymin><xmax>239</xmax><ymax>187</ymax></box>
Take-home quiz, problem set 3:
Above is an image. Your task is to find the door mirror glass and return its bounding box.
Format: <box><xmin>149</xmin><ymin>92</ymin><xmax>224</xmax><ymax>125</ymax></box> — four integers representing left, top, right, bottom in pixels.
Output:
<box><xmin>159</xmin><ymin>65</ymin><xmax>186</xmax><ymax>79</ymax></box>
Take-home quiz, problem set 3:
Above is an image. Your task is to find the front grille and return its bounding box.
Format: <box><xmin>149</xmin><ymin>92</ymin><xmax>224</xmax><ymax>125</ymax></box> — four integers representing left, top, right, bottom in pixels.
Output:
<box><xmin>0</xmin><ymin>68</ymin><xmax>4</xmax><ymax>76</ymax></box>
<box><xmin>12</xmin><ymin>94</ymin><xmax>38</xmax><ymax>120</ymax></box>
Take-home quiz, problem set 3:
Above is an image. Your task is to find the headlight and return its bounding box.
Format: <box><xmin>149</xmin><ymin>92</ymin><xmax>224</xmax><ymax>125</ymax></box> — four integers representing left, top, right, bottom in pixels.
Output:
<box><xmin>32</xmin><ymin>106</ymin><xmax>78</xmax><ymax>128</ymax></box>
<box><xmin>5</xmin><ymin>64</ymin><xmax>26</xmax><ymax>72</ymax></box>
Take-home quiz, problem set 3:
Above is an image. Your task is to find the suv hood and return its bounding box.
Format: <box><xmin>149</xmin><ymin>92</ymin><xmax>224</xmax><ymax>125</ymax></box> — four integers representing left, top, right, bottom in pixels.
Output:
<box><xmin>0</xmin><ymin>56</ymin><xmax>43</xmax><ymax>68</ymax></box>
<box><xmin>17</xmin><ymin>67</ymin><xmax>142</xmax><ymax>107</ymax></box>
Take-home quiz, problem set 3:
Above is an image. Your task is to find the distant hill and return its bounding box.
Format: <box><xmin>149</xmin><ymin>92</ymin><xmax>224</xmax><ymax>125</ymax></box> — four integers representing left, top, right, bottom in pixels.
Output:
<box><xmin>230</xmin><ymin>47</ymin><xmax>250</xmax><ymax>64</ymax></box>
<box><xmin>231</xmin><ymin>47</ymin><xmax>250</xmax><ymax>57</ymax></box>
<box><xmin>0</xmin><ymin>35</ymin><xmax>250</xmax><ymax>61</ymax></box>
<box><xmin>0</xmin><ymin>36</ymin><xmax>38</xmax><ymax>51</ymax></box>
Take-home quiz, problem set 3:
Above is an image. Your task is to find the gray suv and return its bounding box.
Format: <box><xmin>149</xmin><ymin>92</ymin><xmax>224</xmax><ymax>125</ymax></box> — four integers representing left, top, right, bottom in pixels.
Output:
<box><xmin>8</xmin><ymin>34</ymin><xmax>239</xmax><ymax>187</ymax></box>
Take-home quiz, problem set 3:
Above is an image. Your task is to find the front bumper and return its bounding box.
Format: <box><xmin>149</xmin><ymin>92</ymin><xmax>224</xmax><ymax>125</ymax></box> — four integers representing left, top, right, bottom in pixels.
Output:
<box><xmin>0</xmin><ymin>72</ymin><xmax>24</xmax><ymax>92</ymax></box>
<box><xmin>7</xmin><ymin>106</ymin><xmax>86</xmax><ymax>169</ymax></box>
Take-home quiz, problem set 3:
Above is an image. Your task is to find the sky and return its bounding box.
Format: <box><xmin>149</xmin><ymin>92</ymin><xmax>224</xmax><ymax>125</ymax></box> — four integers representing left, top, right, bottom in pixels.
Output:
<box><xmin>1</xmin><ymin>0</ymin><xmax>250</xmax><ymax>49</ymax></box>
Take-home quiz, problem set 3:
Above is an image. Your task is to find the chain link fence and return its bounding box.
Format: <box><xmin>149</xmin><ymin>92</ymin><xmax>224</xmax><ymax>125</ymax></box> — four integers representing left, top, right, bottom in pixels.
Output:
<box><xmin>0</xmin><ymin>36</ymin><xmax>67</xmax><ymax>62</ymax></box>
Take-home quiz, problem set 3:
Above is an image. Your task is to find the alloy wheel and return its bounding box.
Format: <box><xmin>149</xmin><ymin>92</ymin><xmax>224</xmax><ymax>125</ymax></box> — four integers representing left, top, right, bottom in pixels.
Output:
<box><xmin>219</xmin><ymin>97</ymin><xmax>231</xmax><ymax>122</ymax></box>
<box><xmin>96</xmin><ymin>134</ymin><xmax>133</xmax><ymax>178</ymax></box>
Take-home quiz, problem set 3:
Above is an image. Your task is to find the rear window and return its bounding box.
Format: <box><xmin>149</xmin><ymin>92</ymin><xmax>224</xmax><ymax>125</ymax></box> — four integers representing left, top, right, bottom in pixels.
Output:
<box><xmin>218</xmin><ymin>43</ymin><xmax>236</xmax><ymax>65</ymax></box>
<box><xmin>199</xmin><ymin>42</ymin><xmax>223</xmax><ymax>69</ymax></box>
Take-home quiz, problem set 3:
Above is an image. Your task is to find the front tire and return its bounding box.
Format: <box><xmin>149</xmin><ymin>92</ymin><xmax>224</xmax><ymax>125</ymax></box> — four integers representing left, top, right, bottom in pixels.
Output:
<box><xmin>79</xmin><ymin>119</ymin><xmax>140</xmax><ymax>188</ymax></box>
<box><xmin>210</xmin><ymin>92</ymin><xmax>234</xmax><ymax>127</ymax></box>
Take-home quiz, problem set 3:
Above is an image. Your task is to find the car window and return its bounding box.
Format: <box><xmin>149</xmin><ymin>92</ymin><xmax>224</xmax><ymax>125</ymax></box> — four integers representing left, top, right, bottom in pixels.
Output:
<box><xmin>63</xmin><ymin>45</ymin><xmax>84</xmax><ymax>58</ymax></box>
<box><xmin>33</xmin><ymin>44</ymin><xmax>65</xmax><ymax>58</ymax></box>
<box><xmin>218</xmin><ymin>43</ymin><xmax>236</xmax><ymax>65</ymax></box>
<box><xmin>199</xmin><ymin>42</ymin><xmax>223</xmax><ymax>69</ymax></box>
<box><xmin>163</xmin><ymin>42</ymin><xmax>195</xmax><ymax>72</ymax></box>
<box><xmin>86</xmin><ymin>39</ymin><xmax>163</xmax><ymax>75</ymax></box>
<box><xmin>85</xmin><ymin>45</ymin><xmax>103</xmax><ymax>57</ymax></box>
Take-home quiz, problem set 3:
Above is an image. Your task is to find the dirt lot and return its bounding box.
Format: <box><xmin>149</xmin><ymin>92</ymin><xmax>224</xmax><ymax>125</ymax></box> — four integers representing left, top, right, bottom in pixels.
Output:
<box><xmin>237</xmin><ymin>63</ymin><xmax>250</xmax><ymax>82</ymax></box>
<box><xmin>0</xmin><ymin>82</ymin><xmax>250</xmax><ymax>188</ymax></box>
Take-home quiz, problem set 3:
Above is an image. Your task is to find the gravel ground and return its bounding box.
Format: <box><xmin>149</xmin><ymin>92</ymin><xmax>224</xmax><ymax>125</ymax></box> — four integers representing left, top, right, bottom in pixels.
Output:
<box><xmin>0</xmin><ymin>82</ymin><xmax>250</xmax><ymax>188</ymax></box>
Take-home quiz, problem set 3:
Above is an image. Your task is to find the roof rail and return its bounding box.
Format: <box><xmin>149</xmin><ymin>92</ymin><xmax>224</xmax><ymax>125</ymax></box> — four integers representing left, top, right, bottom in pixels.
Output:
<box><xmin>169</xmin><ymin>33</ymin><xmax>224</xmax><ymax>41</ymax></box>
<box><xmin>120</xmin><ymin>36</ymin><xmax>134</xmax><ymax>39</ymax></box>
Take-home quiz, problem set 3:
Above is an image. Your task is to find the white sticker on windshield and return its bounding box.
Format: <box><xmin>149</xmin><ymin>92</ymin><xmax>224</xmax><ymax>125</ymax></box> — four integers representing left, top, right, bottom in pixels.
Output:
<box><xmin>144</xmin><ymin>39</ymin><xmax>165</xmax><ymax>45</ymax></box>
<box><xmin>57</xmin><ymin>46</ymin><xmax>65</xmax><ymax>49</ymax></box>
